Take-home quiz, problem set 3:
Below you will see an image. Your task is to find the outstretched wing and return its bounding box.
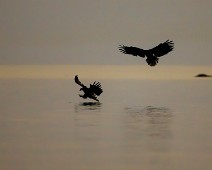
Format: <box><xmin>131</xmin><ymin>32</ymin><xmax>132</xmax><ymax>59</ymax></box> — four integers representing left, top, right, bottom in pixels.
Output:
<box><xmin>90</xmin><ymin>81</ymin><xmax>103</xmax><ymax>96</ymax></box>
<box><xmin>148</xmin><ymin>40</ymin><xmax>174</xmax><ymax>57</ymax></box>
<box><xmin>119</xmin><ymin>45</ymin><xmax>145</xmax><ymax>58</ymax></box>
<box><xmin>74</xmin><ymin>75</ymin><xmax>85</xmax><ymax>88</ymax></box>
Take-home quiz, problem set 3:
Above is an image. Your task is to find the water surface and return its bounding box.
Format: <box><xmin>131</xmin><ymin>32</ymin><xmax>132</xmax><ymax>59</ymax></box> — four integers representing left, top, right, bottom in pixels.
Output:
<box><xmin>0</xmin><ymin>65</ymin><xmax>212</xmax><ymax>170</ymax></box>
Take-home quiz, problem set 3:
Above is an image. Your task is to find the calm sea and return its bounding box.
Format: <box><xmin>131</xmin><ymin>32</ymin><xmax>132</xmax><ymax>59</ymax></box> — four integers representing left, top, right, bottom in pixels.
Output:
<box><xmin>0</xmin><ymin>65</ymin><xmax>211</xmax><ymax>170</ymax></box>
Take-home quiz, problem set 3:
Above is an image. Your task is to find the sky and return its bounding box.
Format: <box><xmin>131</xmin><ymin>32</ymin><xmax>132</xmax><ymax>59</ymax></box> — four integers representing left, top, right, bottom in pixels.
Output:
<box><xmin>0</xmin><ymin>0</ymin><xmax>212</xmax><ymax>65</ymax></box>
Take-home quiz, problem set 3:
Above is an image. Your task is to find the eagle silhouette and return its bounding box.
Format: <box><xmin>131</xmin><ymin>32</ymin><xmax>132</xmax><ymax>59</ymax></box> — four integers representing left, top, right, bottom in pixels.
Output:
<box><xmin>74</xmin><ymin>75</ymin><xmax>103</xmax><ymax>102</ymax></box>
<box><xmin>119</xmin><ymin>40</ymin><xmax>174</xmax><ymax>66</ymax></box>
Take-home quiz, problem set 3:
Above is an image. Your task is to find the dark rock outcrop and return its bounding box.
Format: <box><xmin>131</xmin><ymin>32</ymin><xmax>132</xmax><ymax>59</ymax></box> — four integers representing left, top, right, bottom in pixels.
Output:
<box><xmin>195</xmin><ymin>73</ymin><xmax>212</xmax><ymax>78</ymax></box>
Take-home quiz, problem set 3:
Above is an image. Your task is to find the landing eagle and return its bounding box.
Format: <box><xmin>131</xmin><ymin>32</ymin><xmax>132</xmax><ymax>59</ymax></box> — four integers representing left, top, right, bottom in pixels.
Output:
<box><xmin>119</xmin><ymin>40</ymin><xmax>174</xmax><ymax>66</ymax></box>
<box><xmin>74</xmin><ymin>75</ymin><xmax>103</xmax><ymax>102</ymax></box>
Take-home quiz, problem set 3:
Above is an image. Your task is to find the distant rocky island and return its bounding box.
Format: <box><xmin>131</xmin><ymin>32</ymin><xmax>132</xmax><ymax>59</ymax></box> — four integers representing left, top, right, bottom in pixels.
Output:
<box><xmin>195</xmin><ymin>73</ymin><xmax>212</xmax><ymax>78</ymax></box>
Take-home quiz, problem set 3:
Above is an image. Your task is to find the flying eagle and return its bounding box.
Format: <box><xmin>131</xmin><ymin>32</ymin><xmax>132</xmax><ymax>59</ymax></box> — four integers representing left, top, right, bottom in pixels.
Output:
<box><xmin>119</xmin><ymin>40</ymin><xmax>174</xmax><ymax>66</ymax></box>
<box><xmin>74</xmin><ymin>75</ymin><xmax>103</xmax><ymax>102</ymax></box>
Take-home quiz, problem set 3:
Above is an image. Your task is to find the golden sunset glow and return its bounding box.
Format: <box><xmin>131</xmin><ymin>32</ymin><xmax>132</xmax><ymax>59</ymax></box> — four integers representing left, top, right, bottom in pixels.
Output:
<box><xmin>0</xmin><ymin>65</ymin><xmax>211</xmax><ymax>80</ymax></box>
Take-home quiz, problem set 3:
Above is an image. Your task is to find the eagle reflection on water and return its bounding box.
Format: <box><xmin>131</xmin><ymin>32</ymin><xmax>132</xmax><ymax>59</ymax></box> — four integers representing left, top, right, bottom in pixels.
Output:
<box><xmin>74</xmin><ymin>102</ymin><xmax>102</xmax><ymax>113</ymax></box>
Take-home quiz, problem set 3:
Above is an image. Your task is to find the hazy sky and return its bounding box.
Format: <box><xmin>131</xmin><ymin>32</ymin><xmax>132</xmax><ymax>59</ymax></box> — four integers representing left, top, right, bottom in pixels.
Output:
<box><xmin>0</xmin><ymin>0</ymin><xmax>212</xmax><ymax>65</ymax></box>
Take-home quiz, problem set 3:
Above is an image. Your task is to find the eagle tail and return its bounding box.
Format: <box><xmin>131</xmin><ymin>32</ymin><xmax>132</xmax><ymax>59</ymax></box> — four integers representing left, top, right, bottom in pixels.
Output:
<box><xmin>146</xmin><ymin>56</ymin><xmax>159</xmax><ymax>66</ymax></box>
